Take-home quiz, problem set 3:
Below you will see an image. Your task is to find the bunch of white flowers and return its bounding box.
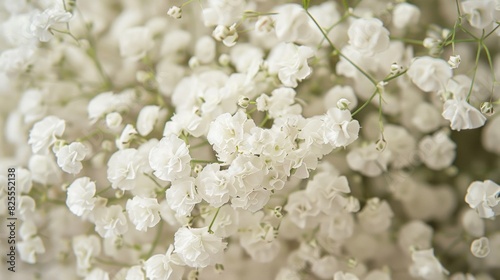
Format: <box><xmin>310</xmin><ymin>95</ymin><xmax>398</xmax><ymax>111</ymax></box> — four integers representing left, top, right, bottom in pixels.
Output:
<box><xmin>1</xmin><ymin>0</ymin><xmax>500</xmax><ymax>279</ymax></box>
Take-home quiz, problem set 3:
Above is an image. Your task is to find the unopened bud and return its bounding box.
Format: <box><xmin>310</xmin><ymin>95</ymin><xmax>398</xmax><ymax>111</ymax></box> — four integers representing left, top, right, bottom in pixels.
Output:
<box><xmin>188</xmin><ymin>57</ymin><xmax>200</xmax><ymax>69</ymax></box>
<box><xmin>337</xmin><ymin>98</ymin><xmax>351</xmax><ymax>110</ymax></box>
<box><xmin>212</xmin><ymin>25</ymin><xmax>229</xmax><ymax>41</ymax></box>
<box><xmin>167</xmin><ymin>6</ymin><xmax>182</xmax><ymax>19</ymax></box>
<box><xmin>218</xmin><ymin>54</ymin><xmax>230</xmax><ymax>66</ymax></box>
<box><xmin>471</xmin><ymin>237</ymin><xmax>490</xmax><ymax>258</ymax></box>
<box><xmin>480</xmin><ymin>102</ymin><xmax>494</xmax><ymax>116</ymax></box>
<box><xmin>376</xmin><ymin>137</ymin><xmax>387</xmax><ymax>152</ymax></box>
<box><xmin>255</xmin><ymin>16</ymin><xmax>274</xmax><ymax>33</ymax></box>
<box><xmin>238</xmin><ymin>96</ymin><xmax>250</xmax><ymax>108</ymax></box>
<box><xmin>193</xmin><ymin>164</ymin><xmax>203</xmax><ymax>174</ymax></box>
<box><xmin>448</xmin><ymin>55</ymin><xmax>461</xmax><ymax>69</ymax></box>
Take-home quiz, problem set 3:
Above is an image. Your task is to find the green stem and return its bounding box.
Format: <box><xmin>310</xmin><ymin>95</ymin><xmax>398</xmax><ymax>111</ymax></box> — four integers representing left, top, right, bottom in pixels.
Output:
<box><xmin>305</xmin><ymin>9</ymin><xmax>377</xmax><ymax>85</ymax></box>
<box><xmin>467</xmin><ymin>38</ymin><xmax>483</xmax><ymax>102</ymax></box>
<box><xmin>208</xmin><ymin>207</ymin><xmax>221</xmax><ymax>234</ymax></box>
<box><xmin>352</xmin><ymin>88</ymin><xmax>379</xmax><ymax>116</ymax></box>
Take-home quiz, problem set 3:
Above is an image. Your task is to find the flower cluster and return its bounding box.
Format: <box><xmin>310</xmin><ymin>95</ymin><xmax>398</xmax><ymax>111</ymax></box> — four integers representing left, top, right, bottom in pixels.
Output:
<box><xmin>1</xmin><ymin>0</ymin><xmax>500</xmax><ymax>279</ymax></box>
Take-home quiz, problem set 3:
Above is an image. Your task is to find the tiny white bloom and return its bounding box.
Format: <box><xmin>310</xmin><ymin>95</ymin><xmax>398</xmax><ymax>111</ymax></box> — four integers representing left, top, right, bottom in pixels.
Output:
<box><xmin>448</xmin><ymin>55</ymin><xmax>461</xmax><ymax>69</ymax></box>
<box><xmin>93</xmin><ymin>205</ymin><xmax>129</xmax><ymax>238</ymax></box>
<box><xmin>66</xmin><ymin>177</ymin><xmax>97</xmax><ymax>217</ymax></box>
<box><xmin>321</xmin><ymin>107</ymin><xmax>360</xmax><ymax>148</ymax></box>
<box><xmin>167</xmin><ymin>6</ymin><xmax>182</xmax><ymax>19</ymax></box>
<box><xmin>137</xmin><ymin>105</ymin><xmax>161</xmax><ymax>136</ymax></box>
<box><xmin>144</xmin><ymin>245</ymin><xmax>185</xmax><ymax>280</ymax></box>
<box><xmin>56</xmin><ymin>142</ymin><xmax>89</xmax><ymax>174</ymax></box>
<box><xmin>392</xmin><ymin>3</ymin><xmax>421</xmax><ymax>29</ymax></box>
<box><xmin>465</xmin><ymin>180</ymin><xmax>500</xmax><ymax>219</ymax></box>
<box><xmin>28</xmin><ymin>116</ymin><xmax>65</xmax><ymax>155</ymax></box>
<box><xmin>462</xmin><ymin>0</ymin><xmax>496</xmax><ymax>29</ymax></box>
<box><xmin>119</xmin><ymin>27</ymin><xmax>155</xmax><ymax>61</ymax></box>
<box><xmin>174</xmin><ymin>227</ymin><xmax>227</xmax><ymax>268</ymax></box>
<box><xmin>29</xmin><ymin>6</ymin><xmax>72</xmax><ymax>42</ymax></box>
<box><xmin>409</xmin><ymin>249</ymin><xmax>448</xmax><ymax>280</ymax></box>
<box><xmin>166</xmin><ymin>178</ymin><xmax>202</xmax><ymax>216</ymax></box>
<box><xmin>149</xmin><ymin>135</ymin><xmax>191</xmax><ymax>182</ymax></box>
<box><xmin>442</xmin><ymin>99</ymin><xmax>486</xmax><ymax>131</ymax></box>
<box><xmin>267</xmin><ymin>42</ymin><xmax>315</xmax><ymax>88</ymax></box>
<box><xmin>72</xmin><ymin>235</ymin><xmax>101</xmax><ymax>275</ymax></box>
<box><xmin>18</xmin><ymin>236</ymin><xmax>45</xmax><ymax>264</ymax></box>
<box><xmin>348</xmin><ymin>18</ymin><xmax>390</xmax><ymax>56</ymax></box>
<box><xmin>418</xmin><ymin>131</ymin><xmax>456</xmax><ymax>170</ymax></box>
<box><xmin>407</xmin><ymin>56</ymin><xmax>452</xmax><ymax>92</ymax></box>
<box><xmin>471</xmin><ymin>237</ymin><xmax>490</xmax><ymax>258</ymax></box>
<box><xmin>126</xmin><ymin>196</ymin><xmax>161</xmax><ymax>232</ymax></box>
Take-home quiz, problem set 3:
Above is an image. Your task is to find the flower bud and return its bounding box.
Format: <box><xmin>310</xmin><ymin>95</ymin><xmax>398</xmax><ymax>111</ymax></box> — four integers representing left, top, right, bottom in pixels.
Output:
<box><xmin>218</xmin><ymin>54</ymin><xmax>230</xmax><ymax>66</ymax></box>
<box><xmin>189</xmin><ymin>57</ymin><xmax>200</xmax><ymax>69</ymax></box>
<box><xmin>167</xmin><ymin>6</ymin><xmax>182</xmax><ymax>19</ymax></box>
<box><xmin>376</xmin><ymin>137</ymin><xmax>387</xmax><ymax>152</ymax></box>
<box><xmin>480</xmin><ymin>102</ymin><xmax>494</xmax><ymax>116</ymax></box>
<box><xmin>448</xmin><ymin>55</ymin><xmax>461</xmax><ymax>69</ymax></box>
<box><xmin>238</xmin><ymin>96</ymin><xmax>250</xmax><ymax>108</ymax></box>
<box><xmin>255</xmin><ymin>16</ymin><xmax>274</xmax><ymax>33</ymax></box>
<box><xmin>212</xmin><ymin>25</ymin><xmax>229</xmax><ymax>41</ymax></box>
<box><xmin>337</xmin><ymin>98</ymin><xmax>351</xmax><ymax>110</ymax></box>
<box><xmin>106</xmin><ymin>112</ymin><xmax>122</xmax><ymax>130</ymax></box>
<box><xmin>470</xmin><ymin>237</ymin><xmax>490</xmax><ymax>258</ymax></box>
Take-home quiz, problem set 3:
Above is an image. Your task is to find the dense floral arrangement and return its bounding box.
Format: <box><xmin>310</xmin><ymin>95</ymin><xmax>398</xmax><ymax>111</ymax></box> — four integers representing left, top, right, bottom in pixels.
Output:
<box><xmin>1</xmin><ymin>0</ymin><xmax>500</xmax><ymax>279</ymax></box>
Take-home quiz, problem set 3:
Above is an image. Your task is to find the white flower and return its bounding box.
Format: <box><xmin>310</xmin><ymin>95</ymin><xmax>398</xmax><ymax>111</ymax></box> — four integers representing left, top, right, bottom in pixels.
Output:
<box><xmin>411</xmin><ymin>102</ymin><xmax>442</xmax><ymax>133</ymax></box>
<box><xmin>29</xmin><ymin>6</ymin><xmax>72</xmax><ymax>42</ymax></box>
<box><xmin>442</xmin><ymin>99</ymin><xmax>486</xmax><ymax>131</ymax></box>
<box><xmin>321</xmin><ymin>107</ymin><xmax>360</xmax><ymax>148</ymax></box>
<box><xmin>116</xmin><ymin>124</ymin><xmax>138</xmax><ymax>150</ymax></box>
<box><xmin>418</xmin><ymin>131</ymin><xmax>456</xmax><ymax>170</ymax></box>
<box><xmin>407</xmin><ymin>56</ymin><xmax>452</xmax><ymax>92</ymax></box>
<box><xmin>194</xmin><ymin>36</ymin><xmax>216</xmax><ymax>64</ymax></box>
<box><xmin>392</xmin><ymin>3</ymin><xmax>421</xmax><ymax>29</ymax></box>
<box><xmin>461</xmin><ymin>0</ymin><xmax>496</xmax><ymax>29</ymax></box>
<box><xmin>462</xmin><ymin>209</ymin><xmax>485</xmax><ymax>237</ymax></box>
<box><xmin>107</xmin><ymin>149</ymin><xmax>144</xmax><ymax>190</ymax></box>
<box><xmin>471</xmin><ymin>237</ymin><xmax>490</xmax><ymax>258</ymax></box>
<box><xmin>465</xmin><ymin>180</ymin><xmax>500</xmax><ymax>219</ymax></box>
<box><xmin>72</xmin><ymin>235</ymin><xmax>101</xmax><ymax>275</ymax></box>
<box><xmin>87</xmin><ymin>91</ymin><xmax>135</xmax><ymax>123</ymax></box>
<box><xmin>149</xmin><ymin>135</ymin><xmax>191</xmax><ymax>182</ymax></box>
<box><xmin>167</xmin><ymin>6</ymin><xmax>182</xmax><ymax>19</ymax></box>
<box><xmin>346</xmin><ymin>144</ymin><xmax>391</xmax><ymax>177</ymax></box>
<box><xmin>196</xmin><ymin>164</ymin><xmax>232</xmax><ymax>207</ymax></box>
<box><xmin>256</xmin><ymin>88</ymin><xmax>302</xmax><ymax>118</ymax></box>
<box><xmin>311</xmin><ymin>255</ymin><xmax>339</xmax><ymax>279</ymax></box>
<box><xmin>93</xmin><ymin>205</ymin><xmax>129</xmax><ymax>238</ymax></box>
<box><xmin>66</xmin><ymin>177</ymin><xmax>97</xmax><ymax>217</ymax></box>
<box><xmin>125</xmin><ymin>266</ymin><xmax>145</xmax><ymax>280</ymax></box>
<box><xmin>358</xmin><ymin>198</ymin><xmax>394</xmax><ymax>234</ymax></box>
<box><xmin>18</xmin><ymin>236</ymin><xmax>45</xmax><ymax>264</ymax></box>
<box><xmin>173</xmin><ymin>227</ymin><xmax>227</xmax><ymax>268</ymax></box>
<box><xmin>166</xmin><ymin>178</ymin><xmax>202</xmax><ymax>216</ymax></box>
<box><xmin>201</xmin><ymin>0</ymin><xmax>246</xmax><ymax>27</ymax></box>
<box><xmin>267</xmin><ymin>42</ymin><xmax>315</xmax><ymax>88</ymax></box>
<box><xmin>28</xmin><ymin>116</ymin><xmax>65</xmax><ymax>154</ymax></box>
<box><xmin>324</xmin><ymin>86</ymin><xmax>358</xmax><ymax>111</ymax></box>
<box><xmin>398</xmin><ymin>221</ymin><xmax>433</xmax><ymax>254</ymax></box>
<box><xmin>85</xmin><ymin>268</ymin><xmax>110</xmax><ymax>280</ymax></box>
<box><xmin>119</xmin><ymin>27</ymin><xmax>155</xmax><ymax>61</ymax></box>
<box><xmin>348</xmin><ymin>18</ymin><xmax>390</xmax><ymax>56</ymax></box>
<box><xmin>284</xmin><ymin>190</ymin><xmax>320</xmax><ymax>228</ymax></box>
<box><xmin>334</xmin><ymin>271</ymin><xmax>359</xmax><ymax>280</ymax></box>
<box><xmin>28</xmin><ymin>154</ymin><xmax>62</xmax><ymax>185</ymax></box>
<box><xmin>409</xmin><ymin>249</ymin><xmax>448</xmax><ymax>280</ymax></box>
<box><xmin>144</xmin><ymin>245</ymin><xmax>185</xmax><ymax>280</ymax></box>
<box><xmin>272</xmin><ymin>4</ymin><xmax>315</xmax><ymax>44</ymax></box>
<box><xmin>126</xmin><ymin>196</ymin><xmax>161</xmax><ymax>232</ymax></box>
<box><xmin>137</xmin><ymin>105</ymin><xmax>161</xmax><ymax>136</ymax></box>
<box><xmin>106</xmin><ymin>112</ymin><xmax>123</xmax><ymax>130</ymax></box>
<box><xmin>56</xmin><ymin>142</ymin><xmax>89</xmax><ymax>174</ymax></box>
